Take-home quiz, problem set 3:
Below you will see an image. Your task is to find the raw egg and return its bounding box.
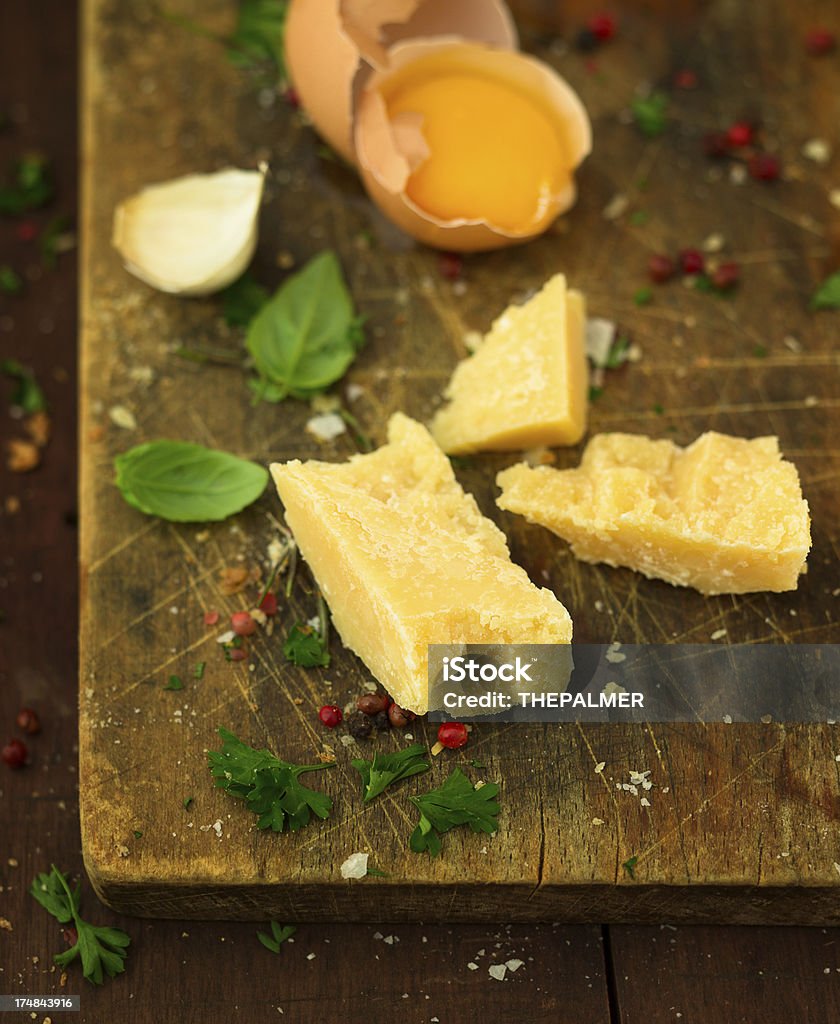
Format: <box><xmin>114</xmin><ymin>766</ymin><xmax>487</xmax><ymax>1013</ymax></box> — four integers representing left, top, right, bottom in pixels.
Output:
<box><xmin>284</xmin><ymin>1</ymin><xmax>591</xmax><ymax>250</ymax></box>
<box><xmin>354</xmin><ymin>40</ymin><xmax>590</xmax><ymax>250</ymax></box>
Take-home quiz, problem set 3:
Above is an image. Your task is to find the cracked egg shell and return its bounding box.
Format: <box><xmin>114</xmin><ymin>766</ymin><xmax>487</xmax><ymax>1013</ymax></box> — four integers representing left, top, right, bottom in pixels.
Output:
<box><xmin>284</xmin><ymin>0</ymin><xmax>518</xmax><ymax>163</ymax></box>
<box><xmin>353</xmin><ymin>39</ymin><xmax>592</xmax><ymax>252</ymax></box>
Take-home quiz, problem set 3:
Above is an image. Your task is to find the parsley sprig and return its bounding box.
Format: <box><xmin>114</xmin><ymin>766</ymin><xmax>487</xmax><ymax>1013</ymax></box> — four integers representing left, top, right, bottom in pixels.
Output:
<box><xmin>409</xmin><ymin>768</ymin><xmax>500</xmax><ymax>857</ymax></box>
<box><xmin>257</xmin><ymin>920</ymin><xmax>296</xmax><ymax>953</ymax></box>
<box><xmin>30</xmin><ymin>866</ymin><xmax>131</xmax><ymax>985</ymax></box>
<box><xmin>208</xmin><ymin>727</ymin><xmax>333</xmax><ymax>831</ymax></box>
<box><xmin>351</xmin><ymin>743</ymin><xmax>430</xmax><ymax>803</ymax></box>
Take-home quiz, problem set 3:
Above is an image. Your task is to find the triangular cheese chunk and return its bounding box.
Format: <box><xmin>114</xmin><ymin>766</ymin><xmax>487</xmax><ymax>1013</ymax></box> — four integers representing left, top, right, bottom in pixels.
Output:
<box><xmin>430</xmin><ymin>274</ymin><xmax>587</xmax><ymax>454</ymax></box>
<box><xmin>497</xmin><ymin>431</ymin><xmax>811</xmax><ymax>595</ymax></box>
<box><xmin>271</xmin><ymin>414</ymin><xmax>572</xmax><ymax>712</ymax></box>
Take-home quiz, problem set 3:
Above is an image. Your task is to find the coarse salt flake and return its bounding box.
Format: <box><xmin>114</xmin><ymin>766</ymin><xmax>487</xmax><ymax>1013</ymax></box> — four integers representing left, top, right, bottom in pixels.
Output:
<box><xmin>306</xmin><ymin>413</ymin><xmax>347</xmax><ymax>442</ymax></box>
<box><xmin>340</xmin><ymin>852</ymin><xmax>369</xmax><ymax>879</ymax></box>
<box><xmin>488</xmin><ymin>964</ymin><xmax>507</xmax><ymax>981</ymax></box>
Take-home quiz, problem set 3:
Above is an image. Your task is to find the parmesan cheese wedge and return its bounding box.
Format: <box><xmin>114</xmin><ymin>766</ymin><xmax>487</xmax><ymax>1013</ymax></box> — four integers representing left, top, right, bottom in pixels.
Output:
<box><xmin>497</xmin><ymin>431</ymin><xmax>811</xmax><ymax>595</ymax></box>
<box><xmin>430</xmin><ymin>274</ymin><xmax>587</xmax><ymax>454</ymax></box>
<box><xmin>271</xmin><ymin>414</ymin><xmax>572</xmax><ymax>713</ymax></box>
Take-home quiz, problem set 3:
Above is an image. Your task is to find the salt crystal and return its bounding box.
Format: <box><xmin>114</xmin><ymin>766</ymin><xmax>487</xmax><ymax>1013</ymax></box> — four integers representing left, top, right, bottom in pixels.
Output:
<box><xmin>586</xmin><ymin>318</ymin><xmax>616</xmax><ymax>366</ymax></box>
<box><xmin>340</xmin><ymin>852</ymin><xmax>369</xmax><ymax>879</ymax></box>
<box><xmin>305</xmin><ymin>413</ymin><xmax>346</xmax><ymax>442</ymax></box>
<box><xmin>802</xmin><ymin>138</ymin><xmax>831</xmax><ymax>165</ymax></box>
<box><xmin>488</xmin><ymin>964</ymin><xmax>507</xmax><ymax>981</ymax></box>
<box><xmin>711</xmin><ymin>628</ymin><xmax>727</xmax><ymax>641</ymax></box>
<box><xmin>506</xmin><ymin>959</ymin><xmax>525</xmax><ymax>972</ymax></box>
<box><xmin>603</xmin><ymin>194</ymin><xmax>629</xmax><ymax>220</ymax></box>
<box><xmin>467</xmin><ymin>962</ymin><xmax>479</xmax><ymax>971</ymax></box>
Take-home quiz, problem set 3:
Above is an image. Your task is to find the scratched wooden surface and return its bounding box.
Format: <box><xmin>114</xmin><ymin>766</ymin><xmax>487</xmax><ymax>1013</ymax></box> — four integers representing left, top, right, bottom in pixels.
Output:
<box><xmin>79</xmin><ymin>0</ymin><xmax>840</xmax><ymax>922</ymax></box>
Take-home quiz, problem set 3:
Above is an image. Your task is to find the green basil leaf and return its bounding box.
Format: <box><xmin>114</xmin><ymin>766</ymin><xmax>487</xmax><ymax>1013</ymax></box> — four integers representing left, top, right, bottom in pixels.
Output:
<box><xmin>114</xmin><ymin>440</ymin><xmax>268</xmax><ymax>522</ymax></box>
<box><xmin>246</xmin><ymin>250</ymin><xmax>364</xmax><ymax>400</ymax></box>
<box><xmin>228</xmin><ymin>0</ymin><xmax>288</xmax><ymax>81</ymax></box>
<box><xmin>811</xmin><ymin>271</ymin><xmax>840</xmax><ymax>311</ymax></box>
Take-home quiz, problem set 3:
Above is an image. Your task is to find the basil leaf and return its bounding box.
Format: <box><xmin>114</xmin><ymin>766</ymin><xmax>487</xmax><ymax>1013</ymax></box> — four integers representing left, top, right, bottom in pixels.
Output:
<box><xmin>114</xmin><ymin>441</ymin><xmax>268</xmax><ymax>522</ymax></box>
<box><xmin>811</xmin><ymin>271</ymin><xmax>840</xmax><ymax>311</ymax></box>
<box><xmin>247</xmin><ymin>250</ymin><xmax>364</xmax><ymax>400</ymax></box>
<box><xmin>228</xmin><ymin>0</ymin><xmax>288</xmax><ymax>81</ymax></box>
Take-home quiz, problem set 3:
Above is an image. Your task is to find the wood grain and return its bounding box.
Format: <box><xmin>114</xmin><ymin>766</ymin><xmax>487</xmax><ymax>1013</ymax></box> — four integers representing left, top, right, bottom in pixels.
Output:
<box><xmin>79</xmin><ymin>0</ymin><xmax>840</xmax><ymax>922</ymax></box>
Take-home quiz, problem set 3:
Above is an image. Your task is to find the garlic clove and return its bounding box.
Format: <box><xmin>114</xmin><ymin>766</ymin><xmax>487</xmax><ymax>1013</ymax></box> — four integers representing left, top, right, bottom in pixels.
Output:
<box><xmin>112</xmin><ymin>167</ymin><xmax>266</xmax><ymax>297</ymax></box>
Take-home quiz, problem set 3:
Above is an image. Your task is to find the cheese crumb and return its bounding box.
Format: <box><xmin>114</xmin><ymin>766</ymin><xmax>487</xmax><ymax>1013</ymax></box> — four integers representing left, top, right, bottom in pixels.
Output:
<box><xmin>109</xmin><ymin>405</ymin><xmax>137</xmax><ymax>430</ymax></box>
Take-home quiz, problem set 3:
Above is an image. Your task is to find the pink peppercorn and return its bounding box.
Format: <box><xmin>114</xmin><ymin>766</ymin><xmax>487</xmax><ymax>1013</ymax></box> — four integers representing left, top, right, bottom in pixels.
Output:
<box><xmin>673</xmin><ymin>69</ymin><xmax>698</xmax><ymax>90</ymax></box>
<box><xmin>318</xmin><ymin>705</ymin><xmax>342</xmax><ymax>728</ymax></box>
<box><xmin>712</xmin><ymin>262</ymin><xmax>740</xmax><ymax>291</ymax></box>
<box><xmin>438</xmin><ymin>252</ymin><xmax>463</xmax><ymax>282</ymax></box>
<box><xmin>726</xmin><ymin>121</ymin><xmax>754</xmax><ymax>147</ymax></box>
<box><xmin>805</xmin><ymin>28</ymin><xmax>836</xmax><ymax>55</ymax></box>
<box><xmin>2</xmin><ymin>739</ymin><xmax>28</xmax><ymax>769</ymax></box>
<box><xmin>648</xmin><ymin>253</ymin><xmax>676</xmax><ymax>284</ymax></box>
<box><xmin>748</xmin><ymin>153</ymin><xmax>780</xmax><ymax>181</ymax></box>
<box><xmin>587</xmin><ymin>13</ymin><xmax>617</xmax><ymax>41</ymax></box>
<box><xmin>679</xmin><ymin>249</ymin><xmax>705</xmax><ymax>275</ymax></box>
<box><xmin>437</xmin><ymin>722</ymin><xmax>469</xmax><ymax>750</ymax></box>
<box><xmin>231</xmin><ymin>611</ymin><xmax>257</xmax><ymax>637</ymax></box>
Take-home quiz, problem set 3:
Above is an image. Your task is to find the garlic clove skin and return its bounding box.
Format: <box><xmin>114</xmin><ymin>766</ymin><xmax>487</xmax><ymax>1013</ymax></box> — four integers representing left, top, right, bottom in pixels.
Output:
<box><xmin>112</xmin><ymin>167</ymin><xmax>266</xmax><ymax>297</ymax></box>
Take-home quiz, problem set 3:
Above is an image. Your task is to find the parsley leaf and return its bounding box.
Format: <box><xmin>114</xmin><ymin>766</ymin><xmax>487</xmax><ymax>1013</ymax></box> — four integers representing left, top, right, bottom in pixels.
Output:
<box><xmin>631</xmin><ymin>92</ymin><xmax>669</xmax><ymax>137</ymax></box>
<box><xmin>811</xmin><ymin>271</ymin><xmax>840</xmax><ymax>310</ymax></box>
<box><xmin>0</xmin><ymin>265</ymin><xmax>22</xmax><ymax>294</ymax></box>
<box><xmin>409</xmin><ymin>768</ymin><xmax>500</xmax><ymax>858</ymax></box>
<box><xmin>1</xmin><ymin>358</ymin><xmax>47</xmax><ymax>413</ymax></box>
<box><xmin>257</xmin><ymin>920</ymin><xmax>296</xmax><ymax>953</ymax></box>
<box><xmin>633</xmin><ymin>286</ymin><xmax>653</xmax><ymax>307</ymax></box>
<box><xmin>351</xmin><ymin>743</ymin><xmax>430</xmax><ymax>803</ymax></box>
<box><xmin>0</xmin><ymin>154</ymin><xmax>53</xmax><ymax>216</ymax></box>
<box><xmin>247</xmin><ymin>250</ymin><xmax>365</xmax><ymax>401</ymax></box>
<box><xmin>283</xmin><ymin>624</ymin><xmax>329</xmax><ymax>668</ymax></box>
<box><xmin>221</xmin><ymin>271</ymin><xmax>269</xmax><ymax>327</ymax></box>
<box><xmin>30</xmin><ymin>866</ymin><xmax>130</xmax><ymax>985</ymax></box>
<box><xmin>622</xmin><ymin>855</ymin><xmax>638</xmax><ymax>879</ymax></box>
<box><xmin>163</xmin><ymin>675</ymin><xmax>183</xmax><ymax>691</ymax></box>
<box><xmin>604</xmin><ymin>334</ymin><xmax>631</xmax><ymax>369</ymax></box>
<box><xmin>114</xmin><ymin>440</ymin><xmax>268</xmax><ymax>522</ymax></box>
<box><xmin>228</xmin><ymin>0</ymin><xmax>289</xmax><ymax>82</ymax></box>
<box><xmin>208</xmin><ymin>727</ymin><xmax>333</xmax><ymax>832</ymax></box>
<box><xmin>40</xmin><ymin>214</ymin><xmax>74</xmax><ymax>269</ymax></box>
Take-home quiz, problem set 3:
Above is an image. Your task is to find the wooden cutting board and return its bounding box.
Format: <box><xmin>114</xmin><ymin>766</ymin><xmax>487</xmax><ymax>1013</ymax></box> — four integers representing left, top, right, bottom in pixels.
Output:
<box><xmin>79</xmin><ymin>0</ymin><xmax>840</xmax><ymax>923</ymax></box>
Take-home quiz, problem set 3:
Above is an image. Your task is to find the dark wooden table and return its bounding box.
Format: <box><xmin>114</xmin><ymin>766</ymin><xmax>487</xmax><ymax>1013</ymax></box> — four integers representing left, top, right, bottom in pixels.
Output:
<box><xmin>1</xmin><ymin>3</ymin><xmax>839</xmax><ymax>1022</ymax></box>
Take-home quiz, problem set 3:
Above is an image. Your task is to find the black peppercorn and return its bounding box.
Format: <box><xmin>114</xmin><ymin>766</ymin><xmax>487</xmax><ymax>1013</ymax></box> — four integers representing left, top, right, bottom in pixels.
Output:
<box><xmin>347</xmin><ymin>712</ymin><xmax>373</xmax><ymax>740</ymax></box>
<box><xmin>372</xmin><ymin>710</ymin><xmax>391</xmax><ymax>731</ymax></box>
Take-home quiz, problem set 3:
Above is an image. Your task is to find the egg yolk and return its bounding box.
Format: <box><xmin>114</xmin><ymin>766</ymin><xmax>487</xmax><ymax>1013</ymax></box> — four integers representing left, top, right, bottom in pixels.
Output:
<box><xmin>386</xmin><ymin>71</ymin><xmax>565</xmax><ymax>232</ymax></box>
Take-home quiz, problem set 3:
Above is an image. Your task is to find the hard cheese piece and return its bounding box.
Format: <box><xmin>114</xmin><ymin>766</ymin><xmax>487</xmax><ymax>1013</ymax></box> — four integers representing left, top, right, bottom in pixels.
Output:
<box><xmin>430</xmin><ymin>274</ymin><xmax>587</xmax><ymax>454</ymax></box>
<box><xmin>497</xmin><ymin>431</ymin><xmax>811</xmax><ymax>595</ymax></box>
<box><xmin>271</xmin><ymin>414</ymin><xmax>572</xmax><ymax>713</ymax></box>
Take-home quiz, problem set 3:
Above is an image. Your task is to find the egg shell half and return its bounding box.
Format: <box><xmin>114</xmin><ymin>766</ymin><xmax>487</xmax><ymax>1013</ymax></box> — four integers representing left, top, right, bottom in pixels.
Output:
<box><xmin>353</xmin><ymin>39</ymin><xmax>592</xmax><ymax>252</ymax></box>
<box><xmin>284</xmin><ymin>0</ymin><xmax>518</xmax><ymax>163</ymax></box>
